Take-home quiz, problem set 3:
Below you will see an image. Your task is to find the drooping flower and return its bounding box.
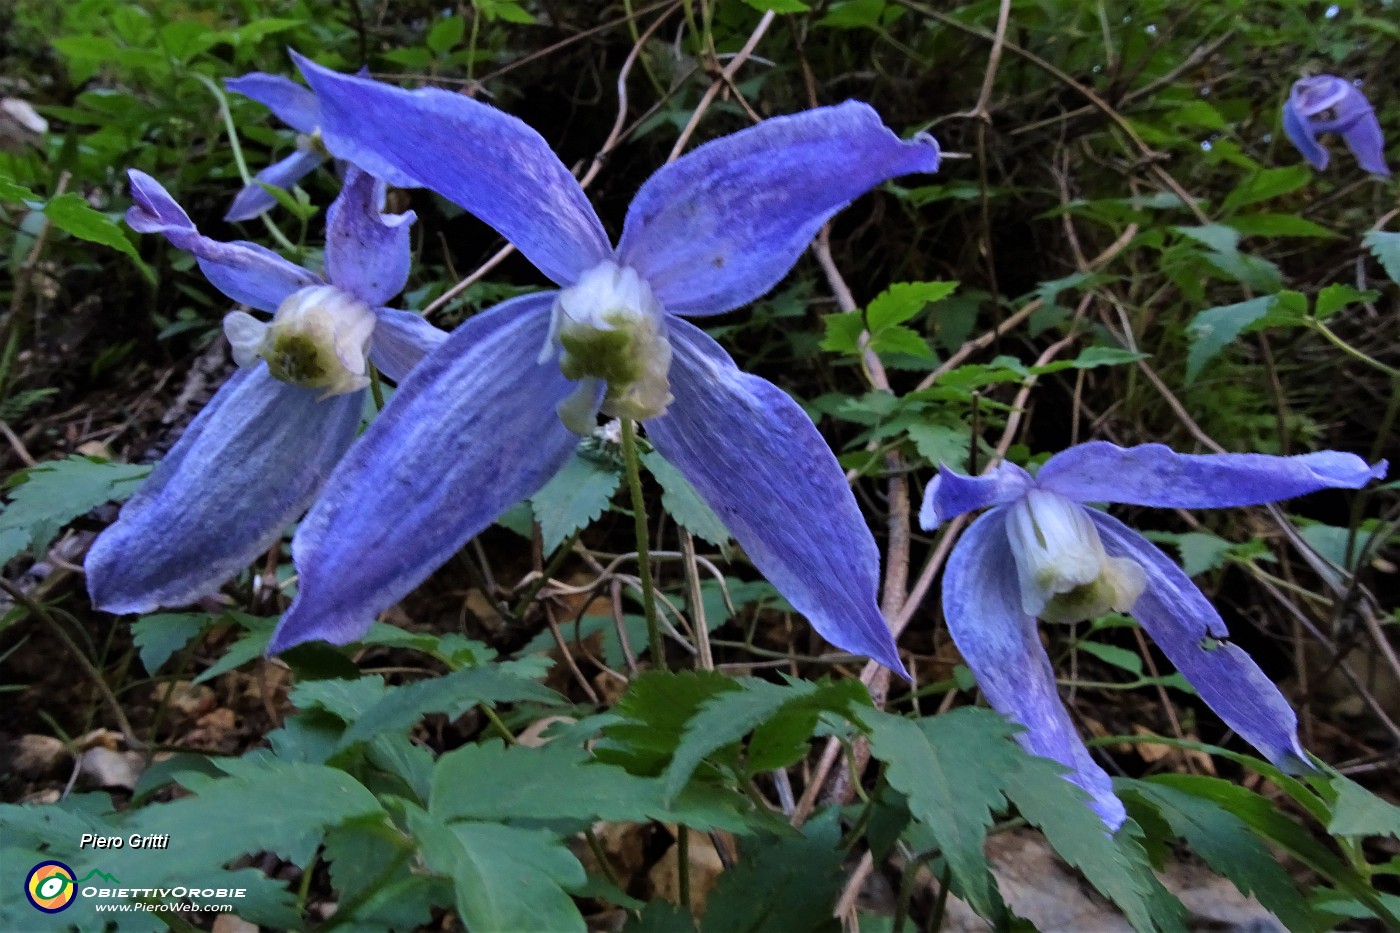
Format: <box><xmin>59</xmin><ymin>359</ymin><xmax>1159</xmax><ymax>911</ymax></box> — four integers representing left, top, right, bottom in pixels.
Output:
<box><xmin>263</xmin><ymin>55</ymin><xmax>942</xmax><ymax>672</ymax></box>
<box><xmin>1282</xmin><ymin>75</ymin><xmax>1390</xmax><ymax>176</ymax></box>
<box><xmin>921</xmin><ymin>441</ymin><xmax>1387</xmax><ymax>829</ymax></box>
<box><xmin>223</xmin><ymin>73</ymin><xmax>419</xmax><ymax>222</ymax></box>
<box><xmin>85</xmin><ymin>167</ymin><xmax>445</xmax><ymax>614</ymax></box>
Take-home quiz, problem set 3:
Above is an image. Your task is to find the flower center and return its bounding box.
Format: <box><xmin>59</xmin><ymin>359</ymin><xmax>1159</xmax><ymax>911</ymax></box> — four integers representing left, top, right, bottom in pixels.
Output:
<box><xmin>546</xmin><ymin>261</ymin><xmax>672</xmax><ymax>431</ymax></box>
<box><xmin>223</xmin><ymin>284</ymin><xmax>376</xmax><ymax>398</ymax></box>
<box><xmin>1004</xmin><ymin>489</ymin><xmax>1146</xmax><ymax>624</ymax></box>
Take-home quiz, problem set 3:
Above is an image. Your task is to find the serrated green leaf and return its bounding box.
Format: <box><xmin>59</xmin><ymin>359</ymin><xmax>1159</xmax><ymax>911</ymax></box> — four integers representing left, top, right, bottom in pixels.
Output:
<box><xmin>0</xmin><ymin>177</ymin><xmax>40</xmax><ymax>202</ymax></box>
<box><xmin>819</xmin><ymin>310</ymin><xmax>865</xmax><ymax>354</ymax></box>
<box><xmin>291</xmin><ymin>675</ymin><xmax>390</xmax><ymax>721</ymax></box>
<box><xmin>865</xmin><ymin>281</ymin><xmax>959</xmax><ymax>330</ymax></box>
<box><xmin>131</xmin><ymin>757</ymin><xmax>385</xmax><ymax>869</ymax></box>
<box><xmin>408</xmin><ymin>806</ymin><xmax>587</xmax><ymax>933</ymax></box>
<box><xmin>1004</xmin><ymin>757</ymin><xmax>1185</xmax><ymax>933</ymax></box>
<box><xmin>1075</xmin><ymin>640</ymin><xmax>1143</xmax><ymax>675</ymax></box>
<box><xmin>664</xmin><ymin>678</ymin><xmax>868</xmax><ymax>800</ymax></box>
<box><xmin>1184</xmin><ymin>295</ymin><xmax>1276</xmax><ymax>382</ymax></box>
<box><xmin>864</xmin><ymin>708</ymin><xmax>1013</xmax><ymax>921</ymax></box>
<box><xmin>701</xmin><ymin>812</ymin><xmax>845</xmax><ymax>933</ymax></box>
<box><xmin>1328</xmin><ymin>774</ymin><xmax>1400</xmax><ymax>840</ymax></box>
<box><xmin>44</xmin><ymin>194</ymin><xmax>148</xmax><ymax>269</ymax></box>
<box><xmin>1176</xmin><ymin>224</ymin><xmax>1240</xmax><ymax>253</ymax></box>
<box><xmin>0</xmin><ymin>456</ymin><xmax>149</xmax><ymax>563</ymax></box>
<box><xmin>426</xmin><ymin>14</ymin><xmax>465</xmax><ymax>52</ymax></box>
<box><xmin>1362</xmin><ymin>230</ymin><xmax>1400</xmax><ymax>284</ymax></box>
<box><xmin>1144</xmin><ymin>530</ymin><xmax>1232</xmax><ymax>576</ymax></box>
<box><xmin>1220</xmin><ymin>165</ymin><xmax>1312</xmax><ymax>213</ymax></box>
<box><xmin>597</xmin><ymin>669</ymin><xmax>742</xmax><ymax>774</ymax></box>
<box><xmin>480</xmin><ymin>0</ymin><xmax>535</xmax><ymax>23</ymax></box>
<box><xmin>325</xmin><ymin>817</ymin><xmax>442</xmax><ymax>931</ymax></box>
<box><xmin>130</xmin><ymin>612</ymin><xmax>210</xmax><ymax>673</ymax></box>
<box><xmin>530</xmin><ymin>446</ymin><xmax>620</xmax><ymax>553</ymax></box>
<box><xmin>1315</xmin><ymin>284</ymin><xmax>1377</xmax><ymax>320</ymax></box>
<box><xmin>430</xmin><ymin>739</ymin><xmax>748</xmax><ymax>831</ymax></box>
<box><xmin>905</xmin><ymin>421</ymin><xmax>968</xmax><ymax>468</ymax></box>
<box><xmin>870</xmin><ymin>324</ymin><xmax>933</xmax><ymax>360</ymax></box>
<box><xmin>192</xmin><ymin>615</ymin><xmax>276</xmax><ymax>683</ymax></box>
<box><xmin>640</xmin><ymin>449</ymin><xmax>729</xmax><ymax>546</ymax></box>
<box><xmin>340</xmin><ymin>665</ymin><xmax>560</xmax><ymax>746</ymax></box>
<box><xmin>1144</xmin><ymin>773</ymin><xmax>1400</xmax><ymax>927</ymax></box>
<box><xmin>1227</xmin><ymin>213</ymin><xmax>1337</xmax><ymax>239</ymax></box>
<box><xmin>1069</xmin><ymin>346</ymin><xmax>1146</xmax><ymax>368</ymax></box>
<box><xmin>1120</xmin><ymin>779</ymin><xmax>1322</xmax><ymax>932</ymax></box>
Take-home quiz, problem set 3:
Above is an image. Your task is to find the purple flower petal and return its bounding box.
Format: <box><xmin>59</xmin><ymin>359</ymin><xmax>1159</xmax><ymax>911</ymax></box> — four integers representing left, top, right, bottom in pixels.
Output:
<box><xmin>225</xmin><ymin>72</ymin><xmax>321</xmax><ymax>134</ymax></box>
<box><xmin>86</xmin><ymin>367</ymin><xmax>363</xmax><ymax>615</ymax></box>
<box><xmin>325</xmin><ymin>167</ymin><xmax>416</xmax><ymax>306</ymax></box>
<box><xmin>617</xmin><ymin>102</ymin><xmax>940</xmax><ymax>316</ymax></box>
<box><xmin>919</xmin><ymin>462</ymin><xmax>1034</xmax><ymax>529</ymax></box>
<box><xmin>294</xmin><ymin>53</ymin><xmax>611</xmax><ymax>287</ymax></box>
<box><xmin>224</xmin><ymin>149</ymin><xmax>325</xmax><ymax>222</ymax></box>
<box><xmin>1036</xmin><ymin>442</ymin><xmax>1386</xmax><ymax>509</ymax></box>
<box><xmin>1282</xmin><ymin>99</ymin><xmax>1330</xmax><ymax>170</ymax></box>
<box><xmin>128</xmin><ymin>170</ymin><xmax>320</xmax><ymax>312</ymax></box>
<box><xmin>270</xmin><ymin>293</ymin><xmax>578</xmax><ymax>653</ymax></box>
<box><xmin>1089</xmin><ymin>510</ymin><xmax>1310</xmax><ymax>772</ymax></box>
<box><xmin>1283</xmin><ymin>76</ymin><xmax>1391</xmax><ymax>176</ymax></box>
<box><xmin>645</xmin><ymin>319</ymin><xmax>904</xmax><ymax>674</ymax></box>
<box><xmin>369</xmin><ymin>308</ymin><xmax>447</xmax><ymax>382</ymax></box>
<box><xmin>943</xmin><ymin>508</ymin><xmax>1127</xmax><ymax>830</ymax></box>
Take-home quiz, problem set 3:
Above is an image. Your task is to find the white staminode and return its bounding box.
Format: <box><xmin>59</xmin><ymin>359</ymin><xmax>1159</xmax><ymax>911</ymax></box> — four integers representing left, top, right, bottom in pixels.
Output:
<box><xmin>547</xmin><ymin>261</ymin><xmax>673</xmax><ymax>431</ymax></box>
<box><xmin>1004</xmin><ymin>488</ymin><xmax>1146</xmax><ymax>623</ymax></box>
<box><xmin>223</xmin><ymin>284</ymin><xmax>376</xmax><ymax>398</ymax></box>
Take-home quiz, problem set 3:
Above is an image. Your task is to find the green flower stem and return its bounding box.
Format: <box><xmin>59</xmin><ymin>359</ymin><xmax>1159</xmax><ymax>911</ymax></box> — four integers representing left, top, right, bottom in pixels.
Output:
<box><xmin>193</xmin><ymin>71</ymin><xmax>299</xmax><ymax>256</ymax></box>
<box><xmin>1310</xmin><ymin>320</ymin><xmax>1400</xmax><ymax>378</ymax></box>
<box><xmin>620</xmin><ymin>418</ymin><xmax>666</xmax><ymax>667</ymax></box>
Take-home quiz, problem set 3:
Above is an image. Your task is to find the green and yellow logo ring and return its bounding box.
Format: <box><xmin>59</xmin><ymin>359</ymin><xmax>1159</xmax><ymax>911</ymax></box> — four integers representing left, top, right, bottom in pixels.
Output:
<box><xmin>25</xmin><ymin>861</ymin><xmax>77</xmax><ymax>913</ymax></box>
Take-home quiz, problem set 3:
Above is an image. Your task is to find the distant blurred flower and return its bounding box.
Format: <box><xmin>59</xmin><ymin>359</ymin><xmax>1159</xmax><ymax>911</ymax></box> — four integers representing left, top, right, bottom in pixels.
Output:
<box><xmin>921</xmin><ymin>441</ymin><xmax>1387</xmax><ymax>830</ymax></box>
<box><xmin>0</xmin><ymin>97</ymin><xmax>47</xmax><ymax>152</ymax></box>
<box><xmin>1282</xmin><ymin>75</ymin><xmax>1390</xmax><ymax>176</ymax></box>
<box><xmin>263</xmin><ymin>56</ymin><xmax>942</xmax><ymax>672</ymax></box>
<box><xmin>86</xmin><ymin>167</ymin><xmax>444</xmax><ymax>614</ymax></box>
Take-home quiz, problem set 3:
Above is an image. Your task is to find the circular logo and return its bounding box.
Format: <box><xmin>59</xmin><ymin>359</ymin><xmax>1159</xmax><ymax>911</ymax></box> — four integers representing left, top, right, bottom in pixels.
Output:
<box><xmin>25</xmin><ymin>861</ymin><xmax>77</xmax><ymax>913</ymax></box>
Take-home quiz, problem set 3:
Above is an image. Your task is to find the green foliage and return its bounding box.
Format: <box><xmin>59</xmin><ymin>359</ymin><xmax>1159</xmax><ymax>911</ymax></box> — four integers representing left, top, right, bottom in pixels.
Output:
<box><xmin>701</xmin><ymin>814</ymin><xmax>846</xmax><ymax>932</ymax></box>
<box><xmin>0</xmin><ymin>456</ymin><xmax>148</xmax><ymax>564</ymax></box>
<box><xmin>641</xmin><ymin>448</ymin><xmax>731</xmax><ymax>546</ymax></box>
<box><xmin>530</xmin><ymin>443</ymin><xmax>622</xmax><ymax>553</ymax></box>
<box><xmin>1120</xmin><ymin>779</ymin><xmax>1321</xmax><ymax>932</ymax></box>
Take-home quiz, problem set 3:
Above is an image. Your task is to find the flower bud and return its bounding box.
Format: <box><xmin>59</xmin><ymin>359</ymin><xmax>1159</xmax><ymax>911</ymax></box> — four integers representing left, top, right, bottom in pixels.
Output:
<box><xmin>222</xmin><ymin>284</ymin><xmax>376</xmax><ymax>398</ymax></box>
<box><xmin>1004</xmin><ymin>489</ymin><xmax>1145</xmax><ymax>623</ymax></box>
<box><xmin>548</xmin><ymin>261</ymin><xmax>673</xmax><ymax>428</ymax></box>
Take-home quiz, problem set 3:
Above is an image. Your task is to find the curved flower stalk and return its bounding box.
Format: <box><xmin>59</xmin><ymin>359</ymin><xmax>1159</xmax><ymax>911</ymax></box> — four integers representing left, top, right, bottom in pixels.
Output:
<box><xmin>921</xmin><ymin>441</ymin><xmax>1387</xmax><ymax>830</ymax></box>
<box><xmin>1282</xmin><ymin>75</ymin><xmax>1390</xmax><ymax>176</ymax></box>
<box><xmin>223</xmin><ymin>73</ymin><xmax>419</xmax><ymax>222</ymax></box>
<box><xmin>86</xmin><ymin>167</ymin><xmax>446</xmax><ymax>615</ymax></box>
<box><xmin>265</xmin><ymin>55</ymin><xmax>942</xmax><ymax>672</ymax></box>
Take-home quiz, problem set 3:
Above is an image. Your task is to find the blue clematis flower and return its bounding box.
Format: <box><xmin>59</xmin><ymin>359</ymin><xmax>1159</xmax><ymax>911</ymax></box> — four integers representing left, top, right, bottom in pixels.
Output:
<box><xmin>223</xmin><ymin>73</ymin><xmax>420</xmax><ymax>222</ymax></box>
<box><xmin>86</xmin><ymin>167</ymin><xmax>445</xmax><ymax>615</ymax></box>
<box><xmin>1282</xmin><ymin>75</ymin><xmax>1390</xmax><ymax>176</ymax></box>
<box><xmin>263</xmin><ymin>56</ymin><xmax>942</xmax><ymax>672</ymax></box>
<box><xmin>921</xmin><ymin>442</ymin><xmax>1387</xmax><ymax>829</ymax></box>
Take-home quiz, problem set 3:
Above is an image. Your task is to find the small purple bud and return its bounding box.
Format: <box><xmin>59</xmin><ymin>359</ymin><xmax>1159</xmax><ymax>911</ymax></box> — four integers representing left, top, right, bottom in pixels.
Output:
<box><xmin>1282</xmin><ymin>75</ymin><xmax>1390</xmax><ymax>176</ymax></box>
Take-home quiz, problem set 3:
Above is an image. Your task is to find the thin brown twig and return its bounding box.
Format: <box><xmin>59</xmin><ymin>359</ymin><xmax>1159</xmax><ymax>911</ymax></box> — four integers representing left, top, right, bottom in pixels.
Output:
<box><xmin>668</xmin><ymin>10</ymin><xmax>776</xmax><ymax>161</ymax></box>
